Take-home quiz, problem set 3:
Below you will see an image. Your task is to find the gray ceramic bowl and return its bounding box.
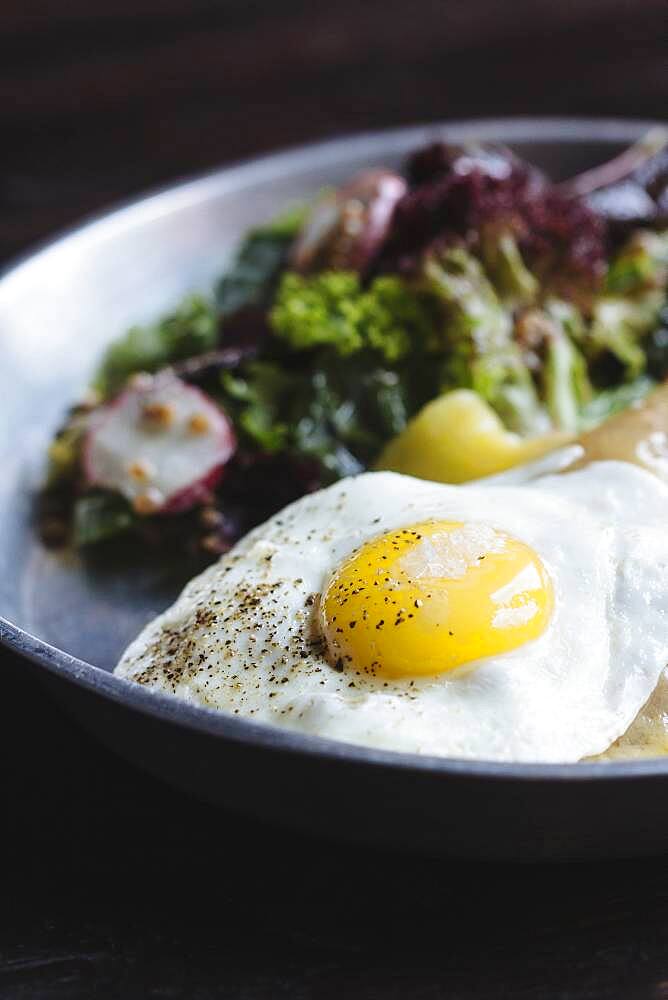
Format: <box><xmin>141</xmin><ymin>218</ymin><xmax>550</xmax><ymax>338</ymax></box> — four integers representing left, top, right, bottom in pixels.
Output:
<box><xmin>1</xmin><ymin>118</ymin><xmax>666</xmax><ymax>861</ymax></box>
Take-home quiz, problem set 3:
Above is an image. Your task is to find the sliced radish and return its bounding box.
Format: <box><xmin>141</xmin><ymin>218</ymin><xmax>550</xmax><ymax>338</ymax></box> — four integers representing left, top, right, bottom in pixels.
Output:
<box><xmin>291</xmin><ymin>169</ymin><xmax>407</xmax><ymax>275</ymax></box>
<box><xmin>83</xmin><ymin>372</ymin><xmax>236</xmax><ymax>515</ymax></box>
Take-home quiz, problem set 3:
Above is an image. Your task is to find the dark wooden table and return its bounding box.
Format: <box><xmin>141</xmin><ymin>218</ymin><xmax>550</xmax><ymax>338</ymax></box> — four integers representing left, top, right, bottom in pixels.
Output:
<box><xmin>2</xmin><ymin>3</ymin><xmax>668</xmax><ymax>997</ymax></box>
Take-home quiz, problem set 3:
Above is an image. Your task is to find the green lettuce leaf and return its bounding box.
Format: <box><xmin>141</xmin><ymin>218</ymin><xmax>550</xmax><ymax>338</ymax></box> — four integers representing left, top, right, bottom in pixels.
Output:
<box><xmin>95</xmin><ymin>294</ymin><xmax>218</xmax><ymax>398</ymax></box>
<box><xmin>216</xmin><ymin>207</ymin><xmax>306</xmax><ymax>317</ymax></box>
<box><xmin>73</xmin><ymin>493</ymin><xmax>136</xmax><ymax>545</ymax></box>
<box><xmin>423</xmin><ymin>246</ymin><xmax>546</xmax><ymax>434</ymax></box>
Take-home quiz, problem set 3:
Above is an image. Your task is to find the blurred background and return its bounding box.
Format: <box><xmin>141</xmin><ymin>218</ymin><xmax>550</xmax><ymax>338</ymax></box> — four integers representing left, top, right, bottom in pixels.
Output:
<box><xmin>2</xmin><ymin>3</ymin><xmax>668</xmax><ymax>997</ymax></box>
<box><xmin>2</xmin><ymin>0</ymin><xmax>666</xmax><ymax>262</ymax></box>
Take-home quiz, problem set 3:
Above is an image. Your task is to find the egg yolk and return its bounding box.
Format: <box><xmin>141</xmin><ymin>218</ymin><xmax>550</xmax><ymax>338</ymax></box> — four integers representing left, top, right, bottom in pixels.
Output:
<box><xmin>321</xmin><ymin>521</ymin><xmax>553</xmax><ymax>678</ymax></box>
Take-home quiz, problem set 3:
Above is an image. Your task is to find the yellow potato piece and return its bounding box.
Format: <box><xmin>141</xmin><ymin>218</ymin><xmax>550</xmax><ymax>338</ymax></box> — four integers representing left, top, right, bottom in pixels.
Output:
<box><xmin>376</xmin><ymin>389</ymin><xmax>571</xmax><ymax>484</ymax></box>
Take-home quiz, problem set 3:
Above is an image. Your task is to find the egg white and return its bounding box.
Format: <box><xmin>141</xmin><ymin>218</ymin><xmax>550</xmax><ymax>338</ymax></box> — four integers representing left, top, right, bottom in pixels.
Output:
<box><xmin>115</xmin><ymin>463</ymin><xmax>668</xmax><ymax>763</ymax></box>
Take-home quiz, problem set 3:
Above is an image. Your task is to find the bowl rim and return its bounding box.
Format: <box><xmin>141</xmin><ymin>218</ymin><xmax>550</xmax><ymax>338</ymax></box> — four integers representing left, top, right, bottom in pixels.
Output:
<box><xmin>3</xmin><ymin>115</ymin><xmax>668</xmax><ymax>784</ymax></box>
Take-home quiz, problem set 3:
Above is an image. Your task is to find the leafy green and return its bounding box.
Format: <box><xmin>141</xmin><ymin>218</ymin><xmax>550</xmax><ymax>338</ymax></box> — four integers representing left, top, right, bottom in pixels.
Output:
<box><xmin>73</xmin><ymin>493</ymin><xmax>136</xmax><ymax>545</ymax></box>
<box><xmin>544</xmin><ymin>297</ymin><xmax>587</xmax><ymax>344</ymax></box>
<box><xmin>270</xmin><ymin>271</ymin><xmax>437</xmax><ymax>363</ymax></box>
<box><xmin>221</xmin><ymin>362</ymin><xmax>295</xmax><ymax>452</ymax></box>
<box><xmin>47</xmin><ymin>416</ymin><xmax>87</xmax><ymax>485</ymax></box>
<box><xmin>543</xmin><ymin>327</ymin><xmax>591</xmax><ymax>433</ymax></box>
<box><xmin>94</xmin><ymin>209</ymin><xmax>305</xmax><ymax>400</ymax></box>
<box><xmin>360</xmin><ymin>369</ymin><xmax>410</xmax><ymax>438</ymax></box>
<box><xmin>606</xmin><ymin>230</ymin><xmax>668</xmax><ymax>294</ymax></box>
<box><xmin>423</xmin><ymin>246</ymin><xmax>546</xmax><ymax>434</ymax></box>
<box><xmin>523</xmin><ymin>299</ymin><xmax>592</xmax><ymax>433</ymax></box>
<box><xmin>221</xmin><ymin>354</ymin><xmax>415</xmax><ymax>480</ymax></box>
<box><xmin>587</xmin><ymin>231</ymin><xmax>668</xmax><ymax>380</ymax></box>
<box><xmin>95</xmin><ymin>294</ymin><xmax>218</xmax><ymax>398</ymax></box>
<box><xmin>423</xmin><ymin>246</ymin><xmax>508</xmax><ymax>344</ymax></box>
<box><xmin>481</xmin><ymin>229</ymin><xmax>538</xmax><ymax>305</ymax></box>
<box><xmin>588</xmin><ymin>293</ymin><xmax>663</xmax><ymax>379</ymax></box>
<box><xmin>216</xmin><ymin>208</ymin><xmax>306</xmax><ymax>317</ymax></box>
<box><xmin>645</xmin><ymin>305</ymin><xmax>668</xmax><ymax>377</ymax></box>
<box><xmin>261</xmin><ymin>204</ymin><xmax>310</xmax><ymax>239</ymax></box>
<box><xmin>54</xmin><ymin>196</ymin><xmax>668</xmax><ymax>556</ymax></box>
<box><xmin>290</xmin><ymin>369</ymin><xmax>368</xmax><ymax>477</ymax></box>
<box><xmin>579</xmin><ymin>377</ymin><xmax>655</xmax><ymax>431</ymax></box>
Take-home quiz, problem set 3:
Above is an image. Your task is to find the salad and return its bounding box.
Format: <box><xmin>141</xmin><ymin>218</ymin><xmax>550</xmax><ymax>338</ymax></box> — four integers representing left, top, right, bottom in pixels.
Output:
<box><xmin>40</xmin><ymin>131</ymin><xmax>668</xmax><ymax>558</ymax></box>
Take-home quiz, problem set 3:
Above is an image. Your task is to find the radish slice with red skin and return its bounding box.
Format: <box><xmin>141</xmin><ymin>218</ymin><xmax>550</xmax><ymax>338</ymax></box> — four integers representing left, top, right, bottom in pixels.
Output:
<box><xmin>291</xmin><ymin>169</ymin><xmax>407</xmax><ymax>275</ymax></box>
<box><xmin>83</xmin><ymin>372</ymin><xmax>236</xmax><ymax>515</ymax></box>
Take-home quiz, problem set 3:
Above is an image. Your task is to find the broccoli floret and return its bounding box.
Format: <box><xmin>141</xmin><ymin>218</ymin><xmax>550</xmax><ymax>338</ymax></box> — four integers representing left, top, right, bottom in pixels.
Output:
<box><xmin>270</xmin><ymin>271</ymin><xmax>437</xmax><ymax>363</ymax></box>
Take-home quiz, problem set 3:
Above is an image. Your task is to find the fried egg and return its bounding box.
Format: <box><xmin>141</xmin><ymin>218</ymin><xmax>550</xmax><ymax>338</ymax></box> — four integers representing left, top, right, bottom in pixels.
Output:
<box><xmin>115</xmin><ymin>463</ymin><xmax>668</xmax><ymax>763</ymax></box>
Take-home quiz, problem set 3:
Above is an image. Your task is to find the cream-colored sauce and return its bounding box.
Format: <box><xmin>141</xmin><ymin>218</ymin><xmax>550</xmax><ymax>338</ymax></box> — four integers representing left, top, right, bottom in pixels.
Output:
<box><xmin>596</xmin><ymin>670</ymin><xmax>668</xmax><ymax>761</ymax></box>
<box><xmin>573</xmin><ymin>383</ymin><xmax>668</xmax><ymax>483</ymax></box>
